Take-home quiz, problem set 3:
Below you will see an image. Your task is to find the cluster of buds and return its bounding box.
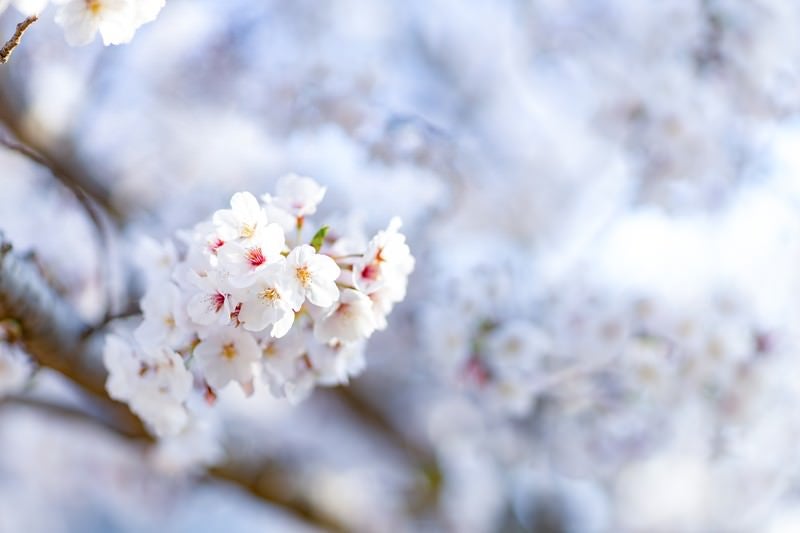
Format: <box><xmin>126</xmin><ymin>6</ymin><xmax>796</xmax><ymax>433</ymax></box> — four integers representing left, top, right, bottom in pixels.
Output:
<box><xmin>104</xmin><ymin>174</ymin><xmax>414</xmax><ymax>436</ymax></box>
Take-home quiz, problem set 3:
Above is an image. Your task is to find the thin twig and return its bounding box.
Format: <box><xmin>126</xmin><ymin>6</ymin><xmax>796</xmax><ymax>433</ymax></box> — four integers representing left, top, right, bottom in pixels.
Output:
<box><xmin>0</xmin><ymin>15</ymin><xmax>37</xmax><ymax>64</ymax></box>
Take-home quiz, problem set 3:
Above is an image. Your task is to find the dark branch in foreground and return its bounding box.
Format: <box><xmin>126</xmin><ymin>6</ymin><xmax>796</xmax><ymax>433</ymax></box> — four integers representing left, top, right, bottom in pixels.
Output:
<box><xmin>0</xmin><ymin>15</ymin><xmax>37</xmax><ymax>64</ymax></box>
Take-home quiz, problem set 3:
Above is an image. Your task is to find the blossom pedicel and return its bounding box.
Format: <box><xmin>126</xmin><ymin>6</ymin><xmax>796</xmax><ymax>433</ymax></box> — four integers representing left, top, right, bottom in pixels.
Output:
<box><xmin>104</xmin><ymin>174</ymin><xmax>414</xmax><ymax>437</ymax></box>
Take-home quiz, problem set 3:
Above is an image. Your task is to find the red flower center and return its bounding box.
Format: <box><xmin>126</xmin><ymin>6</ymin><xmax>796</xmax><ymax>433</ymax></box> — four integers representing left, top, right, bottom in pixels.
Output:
<box><xmin>213</xmin><ymin>292</ymin><xmax>226</xmax><ymax>312</ymax></box>
<box><xmin>246</xmin><ymin>247</ymin><xmax>266</xmax><ymax>267</ymax></box>
<box><xmin>360</xmin><ymin>263</ymin><xmax>380</xmax><ymax>281</ymax></box>
<box><xmin>209</xmin><ymin>238</ymin><xmax>225</xmax><ymax>255</ymax></box>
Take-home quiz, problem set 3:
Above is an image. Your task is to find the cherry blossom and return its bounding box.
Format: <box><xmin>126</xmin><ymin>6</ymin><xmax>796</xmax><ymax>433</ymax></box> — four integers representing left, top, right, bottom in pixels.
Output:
<box><xmin>264</xmin><ymin>173</ymin><xmax>327</xmax><ymax>219</ymax></box>
<box><xmin>284</xmin><ymin>244</ymin><xmax>341</xmax><ymax>309</ymax></box>
<box><xmin>236</xmin><ymin>262</ymin><xmax>295</xmax><ymax>337</ymax></box>
<box><xmin>99</xmin><ymin>176</ymin><xmax>411</xmax><ymax>441</ymax></box>
<box><xmin>314</xmin><ymin>288</ymin><xmax>376</xmax><ymax>343</ymax></box>
<box><xmin>193</xmin><ymin>328</ymin><xmax>260</xmax><ymax>391</ymax></box>
<box><xmin>54</xmin><ymin>0</ymin><xmax>138</xmax><ymax>46</ymax></box>
<box><xmin>104</xmin><ymin>335</ymin><xmax>192</xmax><ymax>437</ymax></box>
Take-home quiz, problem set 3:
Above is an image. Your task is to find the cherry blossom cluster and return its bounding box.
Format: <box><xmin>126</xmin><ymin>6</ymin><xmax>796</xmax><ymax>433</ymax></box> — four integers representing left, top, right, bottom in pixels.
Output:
<box><xmin>104</xmin><ymin>174</ymin><xmax>414</xmax><ymax>437</ymax></box>
<box><xmin>0</xmin><ymin>0</ymin><xmax>164</xmax><ymax>46</ymax></box>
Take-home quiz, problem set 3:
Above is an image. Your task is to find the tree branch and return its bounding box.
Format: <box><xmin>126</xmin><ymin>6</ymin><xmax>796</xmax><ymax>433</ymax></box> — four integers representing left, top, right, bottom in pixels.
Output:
<box><xmin>0</xmin><ymin>231</ymin><xmax>146</xmax><ymax>436</ymax></box>
<box><xmin>0</xmin><ymin>78</ymin><xmax>126</xmax><ymax>222</ymax></box>
<box><xmin>0</xmin><ymin>15</ymin><xmax>37</xmax><ymax>65</ymax></box>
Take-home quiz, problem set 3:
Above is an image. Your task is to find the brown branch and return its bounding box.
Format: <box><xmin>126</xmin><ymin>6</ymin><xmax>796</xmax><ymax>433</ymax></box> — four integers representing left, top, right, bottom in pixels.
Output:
<box><xmin>0</xmin><ymin>231</ymin><xmax>147</xmax><ymax>437</ymax></box>
<box><xmin>0</xmin><ymin>15</ymin><xmax>37</xmax><ymax>65</ymax></box>
<box><xmin>0</xmin><ymin>393</ymin><xmax>151</xmax><ymax>441</ymax></box>
<box><xmin>209</xmin><ymin>460</ymin><xmax>349</xmax><ymax>533</ymax></box>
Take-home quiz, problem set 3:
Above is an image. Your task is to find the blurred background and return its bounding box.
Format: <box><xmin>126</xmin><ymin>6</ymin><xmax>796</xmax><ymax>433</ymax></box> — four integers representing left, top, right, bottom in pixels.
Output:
<box><xmin>3</xmin><ymin>0</ymin><xmax>800</xmax><ymax>531</ymax></box>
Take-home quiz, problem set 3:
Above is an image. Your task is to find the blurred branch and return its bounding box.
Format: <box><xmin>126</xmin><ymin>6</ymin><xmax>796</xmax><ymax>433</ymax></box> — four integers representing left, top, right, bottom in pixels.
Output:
<box><xmin>0</xmin><ymin>394</ymin><xmax>350</xmax><ymax>532</ymax></box>
<box><xmin>0</xmin><ymin>137</ymin><xmax>109</xmax><ymax>240</ymax></box>
<box><xmin>0</xmin><ymin>79</ymin><xmax>125</xmax><ymax>222</ymax></box>
<box><xmin>209</xmin><ymin>460</ymin><xmax>349</xmax><ymax>533</ymax></box>
<box><xmin>0</xmin><ymin>231</ymin><xmax>146</xmax><ymax>436</ymax></box>
<box><xmin>0</xmin><ymin>15</ymin><xmax>37</xmax><ymax>65</ymax></box>
<box><xmin>325</xmin><ymin>386</ymin><xmax>442</xmax><ymax>515</ymax></box>
<box><xmin>0</xmin><ymin>393</ymin><xmax>151</xmax><ymax>441</ymax></box>
<box><xmin>0</xmin><ymin>133</ymin><xmax>121</xmax><ymax>319</ymax></box>
<box><xmin>327</xmin><ymin>385</ymin><xmax>435</xmax><ymax>467</ymax></box>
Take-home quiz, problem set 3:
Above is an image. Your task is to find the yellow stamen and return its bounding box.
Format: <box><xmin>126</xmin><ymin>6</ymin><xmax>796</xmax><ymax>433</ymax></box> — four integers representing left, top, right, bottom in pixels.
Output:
<box><xmin>240</xmin><ymin>223</ymin><xmax>256</xmax><ymax>239</ymax></box>
<box><xmin>86</xmin><ymin>0</ymin><xmax>103</xmax><ymax>15</ymax></box>
<box><xmin>260</xmin><ymin>287</ymin><xmax>279</xmax><ymax>302</ymax></box>
<box><xmin>222</xmin><ymin>342</ymin><xmax>237</xmax><ymax>360</ymax></box>
<box><xmin>296</xmin><ymin>265</ymin><xmax>311</xmax><ymax>286</ymax></box>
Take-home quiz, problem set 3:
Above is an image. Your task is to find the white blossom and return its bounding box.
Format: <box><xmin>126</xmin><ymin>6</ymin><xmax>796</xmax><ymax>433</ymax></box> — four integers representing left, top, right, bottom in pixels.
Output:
<box><xmin>307</xmin><ymin>340</ymin><xmax>366</xmax><ymax>386</ymax></box>
<box><xmin>212</xmin><ymin>191</ymin><xmax>270</xmax><ymax>244</ymax></box>
<box><xmin>353</xmin><ymin>217</ymin><xmax>414</xmax><ymax>298</ymax></box>
<box><xmin>193</xmin><ymin>328</ymin><xmax>260</xmax><ymax>391</ymax></box>
<box><xmin>216</xmin><ymin>223</ymin><xmax>285</xmax><ymax>287</ymax></box>
<box><xmin>259</xmin><ymin>326</ymin><xmax>315</xmax><ymax>403</ymax></box>
<box><xmin>284</xmin><ymin>244</ymin><xmax>341</xmax><ymax>309</ymax></box>
<box><xmin>54</xmin><ymin>0</ymin><xmax>138</xmax><ymax>46</ymax></box>
<box><xmin>237</xmin><ymin>261</ymin><xmax>295</xmax><ymax>337</ymax></box>
<box><xmin>1</xmin><ymin>0</ymin><xmax>48</xmax><ymax>16</ymax></box>
<box><xmin>314</xmin><ymin>288</ymin><xmax>376</xmax><ymax>343</ymax></box>
<box><xmin>104</xmin><ymin>335</ymin><xmax>192</xmax><ymax>437</ymax></box>
<box><xmin>264</xmin><ymin>173</ymin><xmax>327</xmax><ymax>219</ymax></box>
<box><xmin>134</xmin><ymin>281</ymin><xmax>193</xmax><ymax>350</ymax></box>
<box><xmin>185</xmin><ymin>270</ymin><xmax>233</xmax><ymax>327</ymax></box>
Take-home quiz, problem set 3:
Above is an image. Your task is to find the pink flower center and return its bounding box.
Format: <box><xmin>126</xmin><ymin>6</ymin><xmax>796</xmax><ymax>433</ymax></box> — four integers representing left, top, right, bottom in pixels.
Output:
<box><xmin>246</xmin><ymin>247</ymin><xmax>266</xmax><ymax>267</ymax></box>
<box><xmin>209</xmin><ymin>238</ymin><xmax>225</xmax><ymax>255</ymax></box>
<box><xmin>462</xmin><ymin>357</ymin><xmax>491</xmax><ymax>387</ymax></box>
<box><xmin>212</xmin><ymin>292</ymin><xmax>226</xmax><ymax>312</ymax></box>
<box><xmin>360</xmin><ymin>263</ymin><xmax>380</xmax><ymax>282</ymax></box>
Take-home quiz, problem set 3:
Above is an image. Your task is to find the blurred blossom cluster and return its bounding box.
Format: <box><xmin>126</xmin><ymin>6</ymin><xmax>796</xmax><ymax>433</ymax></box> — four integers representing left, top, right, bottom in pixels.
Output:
<box><xmin>4</xmin><ymin>0</ymin><xmax>800</xmax><ymax>532</ymax></box>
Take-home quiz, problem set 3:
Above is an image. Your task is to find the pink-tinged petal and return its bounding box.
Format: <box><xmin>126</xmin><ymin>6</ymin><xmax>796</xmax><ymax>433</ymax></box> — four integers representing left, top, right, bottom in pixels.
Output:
<box><xmin>188</xmin><ymin>292</ymin><xmax>227</xmax><ymax>326</ymax></box>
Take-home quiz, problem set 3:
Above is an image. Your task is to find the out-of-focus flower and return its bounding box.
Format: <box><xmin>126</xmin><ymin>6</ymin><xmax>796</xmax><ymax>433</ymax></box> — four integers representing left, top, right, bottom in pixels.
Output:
<box><xmin>263</xmin><ymin>173</ymin><xmax>327</xmax><ymax>219</ymax></box>
<box><xmin>314</xmin><ymin>288</ymin><xmax>376</xmax><ymax>343</ymax></box>
<box><xmin>104</xmin><ymin>335</ymin><xmax>192</xmax><ymax>437</ymax></box>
